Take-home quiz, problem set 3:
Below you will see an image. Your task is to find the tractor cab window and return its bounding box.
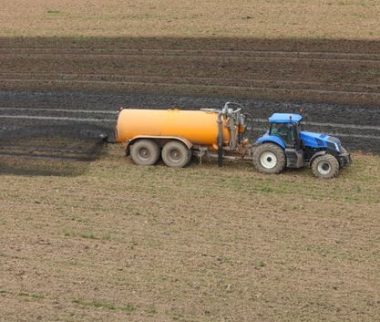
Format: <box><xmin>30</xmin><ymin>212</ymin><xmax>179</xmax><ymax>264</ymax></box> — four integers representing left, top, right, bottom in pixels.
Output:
<box><xmin>270</xmin><ymin>123</ymin><xmax>297</xmax><ymax>147</ymax></box>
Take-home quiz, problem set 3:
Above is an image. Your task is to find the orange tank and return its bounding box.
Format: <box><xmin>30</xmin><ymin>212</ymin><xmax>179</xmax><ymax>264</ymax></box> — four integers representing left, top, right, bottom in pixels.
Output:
<box><xmin>115</xmin><ymin>108</ymin><xmax>231</xmax><ymax>147</ymax></box>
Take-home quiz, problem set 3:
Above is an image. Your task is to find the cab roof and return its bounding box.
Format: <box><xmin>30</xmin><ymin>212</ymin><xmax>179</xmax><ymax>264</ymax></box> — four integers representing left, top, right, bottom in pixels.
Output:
<box><xmin>269</xmin><ymin>113</ymin><xmax>303</xmax><ymax>124</ymax></box>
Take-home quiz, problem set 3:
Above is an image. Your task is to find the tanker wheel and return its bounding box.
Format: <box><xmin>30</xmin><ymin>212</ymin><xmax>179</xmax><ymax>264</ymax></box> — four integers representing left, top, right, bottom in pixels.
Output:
<box><xmin>130</xmin><ymin>139</ymin><xmax>160</xmax><ymax>166</ymax></box>
<box><xmin>311</xmin><ymin>154</ymin><xmax>339</xmax><ymax>179</ymax></box>
<box><xmin>252</xmin><ymin>143</ymin><xmax>286</xmax><ymax>174</ymax></box>
<box><xmin>161</xmin><ymin>141</ymin><xmax>191</xmax><ymax>168</ymax></box>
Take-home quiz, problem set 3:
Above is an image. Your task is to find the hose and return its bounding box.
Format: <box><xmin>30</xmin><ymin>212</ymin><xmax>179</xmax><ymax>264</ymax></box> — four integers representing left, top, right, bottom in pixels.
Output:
<box><xmin>217</xmin><ymin>112</ymin><xmax>224</xmax><ymax>167</ymax></box>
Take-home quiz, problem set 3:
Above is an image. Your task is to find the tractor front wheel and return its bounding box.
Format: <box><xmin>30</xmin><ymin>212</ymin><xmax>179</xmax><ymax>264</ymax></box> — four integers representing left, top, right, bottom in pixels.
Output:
<box><xmin>311</xmin><ymin>154</ymin><xmax>339</xmax><ymax>179</ymax></box>
<box><xmin>253</xmin><ymin>143</ymin><xmax>286</xmax><ymax>174</ymax></box>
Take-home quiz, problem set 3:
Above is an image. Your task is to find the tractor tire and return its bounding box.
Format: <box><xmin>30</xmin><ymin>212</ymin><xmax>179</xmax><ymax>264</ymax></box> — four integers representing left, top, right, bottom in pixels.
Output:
<box><xmin>130</xmin><ymin>139</ymin><xmax>160</xmax><ymax>166</ymax></box>
<box><xmin>311</xmin><ymin>154</ymin><xmax>339</xmax><ymax>179</ymax></box>
<box><xmin>161</xmin><ymin>141</ymin><xmax>191</xmax><ymax>168</ymax></box>
<box><xmin>253</xmin><ymin>143</ymin><xmax>286</xmax><ymax>174</ymax></box>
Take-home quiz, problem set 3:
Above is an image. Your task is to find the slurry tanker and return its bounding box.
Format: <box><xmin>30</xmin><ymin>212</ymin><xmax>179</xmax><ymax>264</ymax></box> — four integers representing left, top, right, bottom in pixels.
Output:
<box><xmin>113</xmin><ymin>102</ymin><xmax>351</xmax><ymax>178</ymax></box>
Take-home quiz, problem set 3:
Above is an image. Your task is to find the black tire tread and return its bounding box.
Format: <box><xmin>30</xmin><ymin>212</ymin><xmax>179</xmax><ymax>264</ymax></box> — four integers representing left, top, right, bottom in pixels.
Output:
<box><xmin>252</xmin><ymin>143</ymin><xmax>286</xmax><ymax>174</ymax></box>
<box><xmin>130</xmin><ymin>139</ymin><xmax>160</xmax><ymax>166</ymax></box>
<box><xmin>161</xmin><ymin>141</ymin><xmax>191</xmax><ymax>168</ymax></box>
<box><xmin>311</xmin><ymin>154</ymin><xmax>340</xmax><ymax>179</ymax></box>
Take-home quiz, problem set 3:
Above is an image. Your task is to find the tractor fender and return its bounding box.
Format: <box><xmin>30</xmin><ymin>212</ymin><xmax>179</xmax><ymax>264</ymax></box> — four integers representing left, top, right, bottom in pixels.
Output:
<box><xmin>255</xmin><ymin>134</ymin><xmax>286</xmax><ymax>150</ymax></box>
<box><xmin>309</xmin><ymin>150</ymin><xmax>328</xmax><ymax>166</ymax></box>
<box><xmin>126</xmin><ymin>135</ymin><xmax>193</xmax><ymax>156</ymax></box>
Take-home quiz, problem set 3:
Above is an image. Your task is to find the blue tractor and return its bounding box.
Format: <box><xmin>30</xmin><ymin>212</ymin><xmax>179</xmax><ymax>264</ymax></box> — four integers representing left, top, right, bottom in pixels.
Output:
<box><xmin>253</xmin><ymin>113</ymin><xmax>351</xmax><ymax>178</ymax></box>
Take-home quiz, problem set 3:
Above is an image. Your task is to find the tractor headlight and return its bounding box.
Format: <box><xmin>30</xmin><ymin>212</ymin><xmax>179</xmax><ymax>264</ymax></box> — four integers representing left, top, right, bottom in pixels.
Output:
<box><xmin>327</xmin><ymin>136</ymin><xmax>342</xmax><ymax>153</ymax></box>
<box><xmin>334</xmin><ymin>142</ymin><xmax>341</xmax><ymax>153</ymax></box>
<box><xmin>327</xmin><ymin>141</ymin><xmax>341</xmax><ymax>153</ymax></box>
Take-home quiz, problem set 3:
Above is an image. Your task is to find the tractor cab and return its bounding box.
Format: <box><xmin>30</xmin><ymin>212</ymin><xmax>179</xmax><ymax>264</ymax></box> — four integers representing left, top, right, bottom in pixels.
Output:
<box><xmin>268</xmin><ymin>113</ymin><xmax>302</xmax><ymax>148</ymax></box>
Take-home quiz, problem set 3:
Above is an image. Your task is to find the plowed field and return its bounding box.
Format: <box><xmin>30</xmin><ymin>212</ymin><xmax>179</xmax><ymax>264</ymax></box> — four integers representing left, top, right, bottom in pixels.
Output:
<box><xmin>1</xmin><ymin>1</ymin><xmax>380</xmax><ymax>321</ymax></box>
<box><xmin>1</xmin><ymin>37</ymin><xmax>380</xmax><ymax>106</ymax></box>
<box><xmin>1</xmin><ymin>37</ymin><xmax>379</xmax><ymax>158</ymax></box>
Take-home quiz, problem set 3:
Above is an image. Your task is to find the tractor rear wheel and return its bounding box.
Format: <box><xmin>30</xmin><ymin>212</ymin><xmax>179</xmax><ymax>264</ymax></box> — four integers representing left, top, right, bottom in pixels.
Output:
<box><xmin>130</xmin><ymin>139</ymin><xmax>160</xmax><ymax>166</ymax></box>
<box><xmin>311</xmin><ymin>154</ymin><xmax>339</xmax><ymax>179</ymax></box>
<box><xmin>253</xmin><ymin>143</ymin><xmax>286</xmax><ymax>174</ymax></box>
<box><xmin>161</xmin><ymin>141</ymin><xmax>191</xmax><ymax>168</ymax></box>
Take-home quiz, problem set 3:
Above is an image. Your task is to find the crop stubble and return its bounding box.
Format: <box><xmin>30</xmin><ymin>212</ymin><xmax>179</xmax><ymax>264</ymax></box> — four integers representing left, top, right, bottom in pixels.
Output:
<box><xmin>1</xmin><ymin>1</ymin><xmax>380</xmax><ymax>321</ymax></box>
<box><xmin>0</xmin><ymin>145</ymin><xmax>379</xmax><ymax>321</ymax></box>
<box><xmin>1</xmin><ymin>0</ymin><xmax>380</xmax><ymax>39</ymax></box>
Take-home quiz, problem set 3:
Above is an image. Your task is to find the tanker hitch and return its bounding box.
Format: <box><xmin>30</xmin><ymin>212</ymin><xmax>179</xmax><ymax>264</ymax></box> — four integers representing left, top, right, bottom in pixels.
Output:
<box><xmin>215</xmin><ymin>102</ymin><xmax>246</xmax><ymax>167</ymax></box>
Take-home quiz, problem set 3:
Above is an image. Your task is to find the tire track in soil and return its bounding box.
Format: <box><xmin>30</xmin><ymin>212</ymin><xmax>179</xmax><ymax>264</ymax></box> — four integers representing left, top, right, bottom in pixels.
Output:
<box><xmin>0</xmin><ymin>91</ymin><xmax>115</xmax><ymax>175</ymax></box>
<box><xmin>1</xmin><ymin>42</ymin><xmax>380</xmax><ymax>106</ymax></box>
<box><xmin>0</xmin><ymin>38</ymin><xmax>379</xmax><ymax>169</ymax></box>
<box><xmin>2</xmin><ymin>72</ymin><xmax>380</xmax><ymax>94</ymax></box>
<box><xmin>1</xmin><ymin>47</ymin><xmax>380</xmax><ymax>61</ymax></box>
<box><xmin>0</xmin><ymin>92</ymin><xmax>379</xmax><ymax>161</ymax></box>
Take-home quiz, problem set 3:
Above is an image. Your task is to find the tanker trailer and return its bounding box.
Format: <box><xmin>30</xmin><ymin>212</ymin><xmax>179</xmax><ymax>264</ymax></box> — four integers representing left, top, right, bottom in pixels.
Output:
<box><xmin>114</xmin><ymin>102</ymin><xmax>249</xmax><ymax>168</ymax></box>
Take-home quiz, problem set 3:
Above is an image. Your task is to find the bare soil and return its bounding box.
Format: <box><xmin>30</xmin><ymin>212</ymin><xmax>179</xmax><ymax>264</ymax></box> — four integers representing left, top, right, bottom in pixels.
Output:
<box><xmin>0</xmin><ymin>145</ymin><xmax>379</xmax><ymax>321</ymax></box>
<box><xmin>1</xmin><ymin>0</ymin><xmax>379</xmax><ymax>39</ymax></box>
<box><xmin>1</xmin><ymin>37</ymin><xmax>380</xmax><ymax>107</ymax></box>
<box><xmin>1</xmin><ymin>91</ymin><xmax>379</xmax><ymax>157</ymax></box>
<box><xmin>1</xmin><ymin>1</ymin><xmax>380</xmax><ymax>320</ymax></box>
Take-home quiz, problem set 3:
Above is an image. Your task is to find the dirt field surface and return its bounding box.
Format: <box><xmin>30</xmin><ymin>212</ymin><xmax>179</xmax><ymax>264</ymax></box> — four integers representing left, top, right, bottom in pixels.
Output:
<box><xmin>0</xmin><ymin>144</ymin><xmax>379</xmax><ymax>321</ymax></box>
<box><xmin>1</xmin><ymin>0</ymin><xmax>379</xmax><ymax>39</ymax></box>
<box><xmin>1</xmin><ymin>91</ymin><xmax>379</xmax><ymax>159</ymax></box>
<box><xmin>1</xmin><ymin>37</ymin><xmax>380</xmax><ymax>106</ymax></box>
<box><xmin>1</xmin><ymin>1</ymin><xmax>380</xmax><ymax>320</ymax></box>
<box><xmin>0</xmin><ymin>90</ymin><xmax>379</xmax><ymax>321</ymax></box>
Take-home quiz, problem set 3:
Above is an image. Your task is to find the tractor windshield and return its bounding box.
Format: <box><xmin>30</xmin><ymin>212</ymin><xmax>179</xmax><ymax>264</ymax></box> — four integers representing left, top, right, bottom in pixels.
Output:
<box><xmin>270</xmin><ymin>123</ymin><xmax>298</xmax><ymax>147</ymax></box>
